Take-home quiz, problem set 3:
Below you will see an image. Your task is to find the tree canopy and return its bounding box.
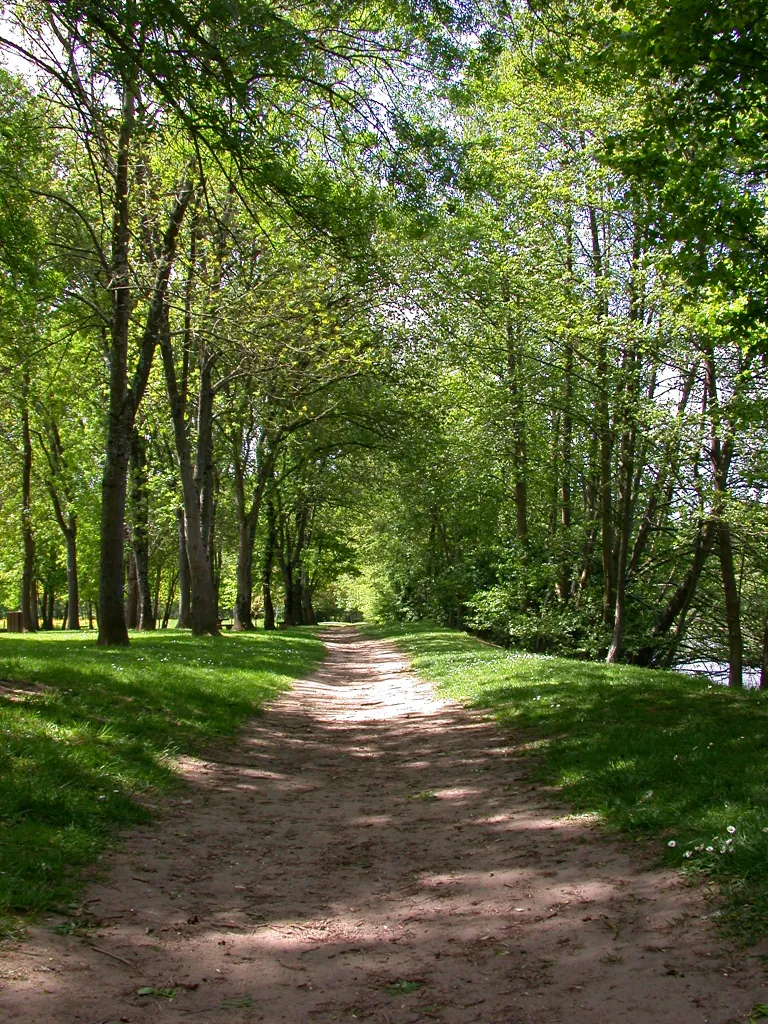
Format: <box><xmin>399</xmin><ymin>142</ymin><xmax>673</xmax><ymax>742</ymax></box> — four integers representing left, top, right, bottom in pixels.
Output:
<box><xmin>0</xmin><ymin>0</ymin><xmax>766</xmax><ymax>688</ymax></box>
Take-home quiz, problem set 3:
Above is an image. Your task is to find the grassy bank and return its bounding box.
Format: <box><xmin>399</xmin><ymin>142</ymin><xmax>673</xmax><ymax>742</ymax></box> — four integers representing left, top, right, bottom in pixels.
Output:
<box><xmin>365</xmin><ymin>623</ymin><xmax>768</xmax><ymax>945</ymax></box>
<box><xmin>0</xmin><ymin>628</ymin><xmax>323</xmax><ymax>930</ymax></box>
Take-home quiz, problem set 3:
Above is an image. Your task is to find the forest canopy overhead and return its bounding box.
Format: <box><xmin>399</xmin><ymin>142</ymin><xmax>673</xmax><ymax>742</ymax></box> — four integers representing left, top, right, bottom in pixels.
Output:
<box><xmin>0</xmin><ymin>0</ymin><xmax>766</xmax><ymax>688</ymax></box>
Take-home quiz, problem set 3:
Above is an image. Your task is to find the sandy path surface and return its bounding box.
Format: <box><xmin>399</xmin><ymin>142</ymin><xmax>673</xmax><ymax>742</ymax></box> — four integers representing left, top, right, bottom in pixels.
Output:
<box><xmin>1</xmin><ymin>626</ymin><xmax>766</xmax><ymax>1023</ymax></box>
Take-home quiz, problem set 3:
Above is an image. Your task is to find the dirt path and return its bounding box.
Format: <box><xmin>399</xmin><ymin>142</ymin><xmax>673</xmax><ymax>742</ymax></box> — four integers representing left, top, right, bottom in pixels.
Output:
<box><xmin>1</xmin><ymin>627</ymin><xmax>766</xmax><ymax>1023</ymax></box>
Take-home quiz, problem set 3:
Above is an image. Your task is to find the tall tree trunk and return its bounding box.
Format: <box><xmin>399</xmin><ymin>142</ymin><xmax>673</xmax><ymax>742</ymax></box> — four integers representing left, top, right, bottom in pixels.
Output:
<box><xmin>718</xmin><ymin>520</ymin><xmax>743</xmax><ymax>688</ymax></box>
<box><xmin>159</xmin><ymin>312</ymin><xmax>218</xmax><ymax>636</ymax></box>
<box><xmin>176</xmin><ymin>508</ymin><xmax>192</xmax><ymax>628</ymax></box>
<box><xmin>232</xmin><ymin>444</ymin><xmax>254</xmax><ymax>631</ymax></box>
<box><xmin>608</xmin><ymin>222</ymin><xmax>644</xmax><ymax>663</ymax></box>
<box><xmin>606</xmin><ymin>424</ymin><xmax>635</xmax><ymax>663</ymax></box>
<box><xmin>233</xmin><ymin>522</ymin><xmax>256</xmax><ymax>630</ymax></box>
<box><xmin>558</xmin><ymin>335</ymin><xmax>574</xmax><ymax>601</ymax></box>
<box><xmin>125</xmin><ymin>546</ymin><xmax>139</xmax><ymax>629</ymax></box>
<box><xmin>20</xmin><ymin>371</ymin><xmax>37</xmax><ymax>632</ymax></box>
<box><xmin>162</xmin><ymin>571</ymin><xmax>178</xmax><ymax>629</ymax></box>
<box><xmin>43</xmin><ymin>436</ymin><xmax>81</xmax><ymax>630</ymax></box>
<box><xmin>97</xmin><ymin>83</ymin><xmax>135</xmax><ymax>646</ymax></box>
<box><xmin>577</xmin><ymin>435</ymin><xmax>600</xmax><ymax>601</ymax></box>
<box><xmin>97</xmin><ymin>145</ymin><xmax>193</xmax><ymax>646</ymax></box>
<box><xmin>705</xmin><ymin>349</ymin><xmax>742</xmax><ymax>688</ymax></box>
<box><xmin>262</xmin><ymin>500</ymin><xmax>276</xmax><ymax>631</ymax></box>
<box><xmin>232</xmin><ymin>438</ymin><xmax>273</xmax><ymax>632</ymax></box>
<box><xmin>64</xmin><ymin>520</ymin><xmax>79</xmax><ymax>629</ymax></box>
<box><xmin>282</xmin><ymin>563</ymin><xmax>296</xmax><ymax>626</ymax></box>
<box><xmin>588</xmin><ymin>204</ymin><xmax>614</xmax><ymax>629</ymax></box>
<box><xmin>292</xmin><ymin>577</ymin><xmax>305</xmax><ymax>625</ymax></box>
<box><xmin>760</xmin><ymin>605</ymin><xmax>768</xmax><ymax>691</ymax></box>
<box><xmin>502</xmin><ymin>278</ymin><xmax>528</xmax><ymax>544</ymax></box>
<box><xmin>301</xmin><ymin>570</ymin><xmax>316</xmax><ymax>626</ymax></box>
<box><xmin>558</xmin><ymin>213</ymin><xmax>575</xmax><ymax>601</ymax></box>
<box><xmin>130</xmin><ymin>429</ymin><xmax>156</xmax><ymax>629</ymax></box>
<box><xmin>152</xmin><ymin>563</ymin><xmax>162</xmax><ymax>623</ymax></box>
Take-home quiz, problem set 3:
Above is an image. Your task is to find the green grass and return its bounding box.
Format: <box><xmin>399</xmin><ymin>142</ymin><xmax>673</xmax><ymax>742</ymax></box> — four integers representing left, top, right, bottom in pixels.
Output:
<box><xmin>364</xmin><ymin>623</ymin><xmax>768</xmax><ymax>944</ymax></box>
<box><xmin>0</xmin><ymin>627</ymin><xmax>323</xmax><ymax>929</ymax></box>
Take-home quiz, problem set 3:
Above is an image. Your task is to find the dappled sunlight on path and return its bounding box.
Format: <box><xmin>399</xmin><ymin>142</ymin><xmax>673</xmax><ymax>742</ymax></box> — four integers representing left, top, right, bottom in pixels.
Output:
<box><xmin>1</xmin><ymin>627</ymin><xmax>765</xmax><ymax>1022</ymax></box>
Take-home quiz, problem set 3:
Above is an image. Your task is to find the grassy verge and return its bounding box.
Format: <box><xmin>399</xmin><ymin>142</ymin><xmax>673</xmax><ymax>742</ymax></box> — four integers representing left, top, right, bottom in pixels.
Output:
<box><xmin>0</xmin><ymin>628</ymin><xmax>323</xmax><ymax>930</ymax></box>
<box><xmin>364</xmin><ymin>623</ymin><xmax>768</xmax><ymax>945</ymax></box>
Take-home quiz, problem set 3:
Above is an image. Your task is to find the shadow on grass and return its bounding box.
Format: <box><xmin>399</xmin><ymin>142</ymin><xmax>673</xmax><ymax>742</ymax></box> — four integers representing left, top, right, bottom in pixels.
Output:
<box><xmin>365</xmin><ymin>622</ymin><xmax>768</xmax><ymax>943</ymax></box>
<box><xmin>0</xmin><ymin>628</ymin><xmax>324</xmax><ymax>920</ymax></box>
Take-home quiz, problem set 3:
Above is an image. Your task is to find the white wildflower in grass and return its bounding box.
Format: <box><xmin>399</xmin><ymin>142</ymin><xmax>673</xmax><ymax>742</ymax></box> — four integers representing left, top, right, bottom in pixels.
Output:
<box><xmin>668</xmin><ymin>840</ymin><xmax>676</xmax><ymax>848</ymax></box>
<box><xmin>706</xmin><ymin>846</ymin><xmax>714</xmax><ymax>853</ymax></box>
<box><xmin>726</xmin><ymin>825</ymin><xmax>736</xmax><ymax>834</ymax></box>
<box><xmin>684</xmin><ymin>850</ymin><xmax>693</xmax><ymax>858</ymax></box>
<box><xmin>720</xmin><ymin>846</ymin><xmax>727</xmax><ymax>854</ymax></box>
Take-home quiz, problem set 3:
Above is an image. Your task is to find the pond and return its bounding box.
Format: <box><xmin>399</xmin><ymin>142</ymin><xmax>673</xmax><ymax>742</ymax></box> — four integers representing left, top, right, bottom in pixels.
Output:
<box><xmin>677</xmin><ymin>659</ymin><xmax>762</xmax><ymax>689</ymax></box>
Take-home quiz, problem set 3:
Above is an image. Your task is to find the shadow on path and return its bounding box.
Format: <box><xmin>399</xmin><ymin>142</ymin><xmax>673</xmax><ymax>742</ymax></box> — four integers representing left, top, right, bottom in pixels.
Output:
<box><xmin>0</xmin><ymin>627</ymin><xmax>765</xmax><ymax>1023</ymax></box>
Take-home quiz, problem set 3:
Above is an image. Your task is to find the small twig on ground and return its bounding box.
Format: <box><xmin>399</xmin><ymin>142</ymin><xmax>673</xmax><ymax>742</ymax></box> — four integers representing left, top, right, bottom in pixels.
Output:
<box><xmin>276</xmin><ymin>959</ymin><xmax>306</xmax><ymax>971</ymax></box>
<box><xmin>88</xmin><ymin>944</ymin><xmax>145</xmax><ymax>974</ymax></box>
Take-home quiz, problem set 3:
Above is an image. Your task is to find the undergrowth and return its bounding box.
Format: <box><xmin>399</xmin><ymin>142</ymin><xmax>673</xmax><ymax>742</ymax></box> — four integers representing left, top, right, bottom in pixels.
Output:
<box><xmin>0</xmin><ymin>628</ymin><xmax>323</xmax><ymax>931</ymax></box>
<box><xmin>365</xmin><ymin>622</ymin><xmax>768</xmax><ymax>945</ymax></box>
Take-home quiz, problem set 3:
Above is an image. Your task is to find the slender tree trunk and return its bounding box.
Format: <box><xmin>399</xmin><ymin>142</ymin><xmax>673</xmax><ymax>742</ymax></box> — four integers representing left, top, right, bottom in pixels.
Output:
<box><xmin>197</xmin><ymin>356</ymin><xmax>216</xmax><ymax>563</ymax></box>
<box><xmin>558</xmin><ymin>214</ymin><xmax>576</xmax><ymax>601</ymax></box>
<box><xmin>125</xmin><ymin>546</ymin><xmax>139</xmax><ymax>629</ymax></box>
<box><xmin>705</xmin><ymin>349</ymin><xmax>742</xmax><ymax>688</ymax></box>
<box><xmin>577</xmin><ymin>436</ymin><xmax>600</xmax><ymax>600</ymax></box>
<box><xmin>232</xmin><ymin>446</ymin><xmax>254</xmax><ymax>631</ymax></box>
<box><xmin>629</xmin><ymin>363</ymin><xmax>698</xmax><ymax>578</ymax></box>
<box><xmin>502</xmin><ymin>278</ymin><xmax>528</xmax><ymax>544</ymax></box>
<box><xmin>291</xmin><ymin>577</ymin><xmax>304</xmax><ymax>625</ymax></box>
<box><xmin>636</xmin><ymin>520</ymin><xmax>717</xmax><ymax>666</ymax></box>
<box><xmin>232</xmin><ymin>440</ymin><xmax>273</xmax><ymax>632</ymax></box>
<box><xmin>760</xmin><ymin>605</ymin><xmax>768</xmax><ymax>691</ymax></box>
<box><xmin>160</xmin><ymin>313</ymin><xmax>218</xmax><ymax>636</ymax></box>
<box><xmin>588</xmin><ymin>204</ymin><xmax>614</xmax><ymax>628</ymax></box>
<box><xmin>161</xmin><ymin>571</ymin><xmax>177</xmax><ymax>629</ymax></box>
<box><xmin>301</xmin><ymin>570</ymin><xmax>316</xmax><ymax>626</ymax></box>
<box><xmin>282</xmin><ymin>565</ymin><xmax>296</xmax><ymax>626</ymax></box>
<box><xmin>152</xmin><ymin>563</ymin><xmax>161</xmax><ymax>623</ymax></box>
<box><xmin>20</xmin><ymin>373</ymin><xmax>37</xmax><ymax>632</ymax></box>
<box><xmin>607</xmin><ymin>226</ymin><xmax>643</xmax><ymax>662</ymax></box>
<box><xmin>61</xmin><ymin>602</ymin><xmax>68</xmax><ymax>629</ymax></box>
<box><xmin>718</xmin><ymin>521</ymin><xmax>743</xmax><ymax>688</ymax></box>
<box><xmin>130</xmin><ymin>429</ymin><xmax>156</xmax><ymax>629</ymax></box>
<box><xmin>558</xmin><ymin>335</ymin><xmax>574</xmax><ymax>601</ymax></box>
<box><xmin>64</xmin><ymin>520</ymin><xmax>79</xmax><ymax>628</ymax></box>
<box><xmin>233</xmin><ymin>523</ymin><xmax>256</xmax><ymax>630</ymax></box>
<box><xmin>606</xmin><ymin>431</ymin><xmax>635</xmax><ymax>663</ymax></box>
<box><xmin>46</xmin><ymin>468</ymin><xmax>81</xmax><ymax>630</ymax></box>
<box><xmin>176</xmin><ymin>508</ymin><xmax>192</xmax><ymax>627</ymax></box>
<box><xmin>263</xmin><ymin>501</ymin><xmax>276</xmax><ymax>631</ymax></box>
